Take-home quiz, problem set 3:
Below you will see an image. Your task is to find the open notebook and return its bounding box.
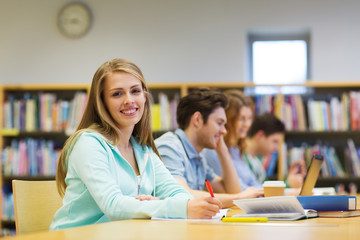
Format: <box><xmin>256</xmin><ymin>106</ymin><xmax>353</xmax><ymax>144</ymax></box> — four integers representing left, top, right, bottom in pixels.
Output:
<box><xmin>151</xmin><ymin>209</ymin><xmax>229</xmax><ymax>221</ymax></box>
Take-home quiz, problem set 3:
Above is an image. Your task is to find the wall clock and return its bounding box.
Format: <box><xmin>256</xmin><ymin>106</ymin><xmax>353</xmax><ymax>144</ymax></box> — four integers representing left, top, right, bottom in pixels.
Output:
<box><xmin>57</xmin><ymin>3</ymin><xmax>92</xmax><ymax>39</ymax></box>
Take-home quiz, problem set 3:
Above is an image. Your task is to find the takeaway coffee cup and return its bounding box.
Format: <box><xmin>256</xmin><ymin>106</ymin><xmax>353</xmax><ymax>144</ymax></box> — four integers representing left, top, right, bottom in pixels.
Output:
<box><xmin>263</xmin><ymin>181</ymin><xmax>286</xmax><ymax>197</ymax></box>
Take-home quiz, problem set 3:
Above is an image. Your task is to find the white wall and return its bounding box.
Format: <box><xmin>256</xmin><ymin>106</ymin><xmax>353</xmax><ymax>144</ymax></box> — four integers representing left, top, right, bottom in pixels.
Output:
<box><xmin>1</xmin><ymin>0</ymin><xmax>360</xmax><ymax>84</ymax></box>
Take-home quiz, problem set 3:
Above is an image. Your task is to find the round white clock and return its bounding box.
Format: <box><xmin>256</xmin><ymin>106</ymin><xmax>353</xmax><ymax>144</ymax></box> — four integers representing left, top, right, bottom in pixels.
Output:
<box><xmin>57</xmin><ymin>3</ymin><xmax>92</xmax><ymax>39</ymax></box>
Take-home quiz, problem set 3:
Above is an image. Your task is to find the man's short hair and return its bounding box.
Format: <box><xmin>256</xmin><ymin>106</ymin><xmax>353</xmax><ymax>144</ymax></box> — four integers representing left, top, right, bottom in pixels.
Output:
<box><xmin>247</xmin><ymin>113</ymin><xmax>285</xmax><ymax>138</ymax></box>
<box><xmin>176</xmin><ymin>88</ymin><xmax>228</xmax><ymax>130</ymax></box>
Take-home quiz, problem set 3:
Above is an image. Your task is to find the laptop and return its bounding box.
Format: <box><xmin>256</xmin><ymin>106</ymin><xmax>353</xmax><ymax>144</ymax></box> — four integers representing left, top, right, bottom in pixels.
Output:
<box><xmin>299</xmin><ymin>154</ymin><xmax>324</xmax><ymax>196</ymax></box>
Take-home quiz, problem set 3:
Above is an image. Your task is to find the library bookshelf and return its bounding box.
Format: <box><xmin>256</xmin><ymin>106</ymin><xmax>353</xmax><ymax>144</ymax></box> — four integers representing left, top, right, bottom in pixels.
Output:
<box><xmin>0</xmin><ymin>84</ymin><xmax>90</xmax><ymax>235</ymax></box>
<box><xmin>1</xmin><ymin>82</ymin><xmax>360</xmax><ymax>234</ymax></box>
<box><xmin>148</xmin><ymin>81</ymin><xmax>360</xmax><ymax>191</ymax></box>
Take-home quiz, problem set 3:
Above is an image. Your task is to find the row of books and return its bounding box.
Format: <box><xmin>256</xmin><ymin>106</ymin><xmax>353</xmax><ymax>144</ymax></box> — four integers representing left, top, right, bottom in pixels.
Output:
<box><xmin>2</xmin><ymin>91</ymin><xmax>88</xmax><ymax>135</ymax></box>
<box><xmin>5</xmin><ymin>90</ymin><xmax>360</xmax><ymax>134</ymax></box>
<box><xmin>285</xmin><ymin>143</ymin><xmax>346</xmax><ymax>178</ymax></box>
<box><xmin>5</xmin><ymin>90</ymin><xmax>360</xmax><ymax>133</ymax></box>
<box><xmin>1</xmin><ymin>138</ymin><xmax>60</xmax><ymax>176</ymax></box>
<box><xmin>151</xmin><ymin>93</ymin><xmax>178</xmax><ymax>131</ymax></box>
<box><xmin>306</xmin><ymin>95</ymin><xmax>348</xmax><ymax>131</ymax></box>
<box><xmin>255</xmin><ymin>91</ymin><xmax>360</xmax><ymax>131</ymax></box>
<box><xmin>282</xmin><ymin>139</ymin><xmax>360</xmax><ymax>177</ymax></box>
<box><xmin>256</xmin><ymin>94</ymin><xmax>307</xmax><ymax>131</ymax></box>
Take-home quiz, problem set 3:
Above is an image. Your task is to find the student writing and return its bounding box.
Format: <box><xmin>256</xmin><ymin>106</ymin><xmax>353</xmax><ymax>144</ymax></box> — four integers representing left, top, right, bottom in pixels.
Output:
<box><xmin>50</xmin><ymin>59</ymin><xmax>221</xmax><ymax>230</ymax></box>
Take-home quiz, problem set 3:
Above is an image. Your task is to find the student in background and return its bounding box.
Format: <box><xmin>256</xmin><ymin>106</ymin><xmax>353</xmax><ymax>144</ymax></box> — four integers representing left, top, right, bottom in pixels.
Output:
<box><xmin>202</xmin><ymin>90</ymin><xmax>263</xmax><ymax>190</ymax></box>
<box><xmin>155</xmin><ymin>88</ymin><xmax>263</xmax><ymax>208</ymax></box>
<box><xmin>243</xmin><ymin>113</ymin><xmax>306</xmax><ymax>189</ymax></box>
<box><xmin>50</xmin><ymin>59</ymin><xmax>221</xmax><ymax>230</ymax></box>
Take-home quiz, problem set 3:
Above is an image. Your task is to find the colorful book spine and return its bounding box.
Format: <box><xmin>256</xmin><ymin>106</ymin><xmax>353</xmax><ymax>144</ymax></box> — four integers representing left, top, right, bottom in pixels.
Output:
<box><xmin>265</xmin><ymin>151</ymin><xmax>278</xmax><ymax>177</ymax></box>
<box><xmin>151</xmin><ymin>104</ymin><xmax>161</xmax><ymax>131</ymax></box>
<box><xmin>346</xmin><ymin>139</ymin><xmax>360</xmax><ymax>177</ymax></box>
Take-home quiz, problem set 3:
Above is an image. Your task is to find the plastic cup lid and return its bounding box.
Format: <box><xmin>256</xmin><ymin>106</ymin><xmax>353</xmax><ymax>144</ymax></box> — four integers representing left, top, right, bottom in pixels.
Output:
<box><xmin>262</xmin><ymin>181</ymin><xmax>286</xmax><ymax>187</ymax></box>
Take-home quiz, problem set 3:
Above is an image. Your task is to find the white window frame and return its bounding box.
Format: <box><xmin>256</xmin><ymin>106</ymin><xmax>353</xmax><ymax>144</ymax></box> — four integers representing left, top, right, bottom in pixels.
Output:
<box><xmin>247</xmin><ymin>32</ymin><xmax>311</xmax><ymax>95</ymax></box>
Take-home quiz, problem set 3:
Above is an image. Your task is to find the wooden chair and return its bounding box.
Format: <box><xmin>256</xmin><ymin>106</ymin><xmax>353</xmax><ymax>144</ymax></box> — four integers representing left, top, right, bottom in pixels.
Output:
<box><xmin>12</xmin><ymin>180</ymin><xmax>63</xmax><ymax>235</ymax></box>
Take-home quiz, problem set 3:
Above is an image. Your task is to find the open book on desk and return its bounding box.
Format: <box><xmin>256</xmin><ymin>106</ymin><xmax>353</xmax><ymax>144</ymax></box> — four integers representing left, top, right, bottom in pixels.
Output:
<box><xmin>233</xmin><ymin>196</ymin><xmax>318</xmax><ymax>221</ymax></box>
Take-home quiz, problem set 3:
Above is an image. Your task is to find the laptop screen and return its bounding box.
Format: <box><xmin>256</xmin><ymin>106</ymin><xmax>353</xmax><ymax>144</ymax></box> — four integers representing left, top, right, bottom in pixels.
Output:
<box><xmin>299</xmin><ymin>154</ymin><xmax>324</xmax><ymax>196</ymax></box>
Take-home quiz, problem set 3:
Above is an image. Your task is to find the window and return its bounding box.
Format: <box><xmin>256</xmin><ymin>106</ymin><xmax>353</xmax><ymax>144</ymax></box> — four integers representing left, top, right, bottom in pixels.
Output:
<box><xmin>247</xmin><ymin>32</ymin><xmax>310</xmax><ymax>95</ymax></box>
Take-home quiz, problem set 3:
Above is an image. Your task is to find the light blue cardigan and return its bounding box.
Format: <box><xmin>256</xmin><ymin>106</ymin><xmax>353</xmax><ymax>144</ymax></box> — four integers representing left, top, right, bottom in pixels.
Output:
<box><xmin>50</xmin><ymin>131</ymin><xmax>192</xmax><ymax>230</ymax></box>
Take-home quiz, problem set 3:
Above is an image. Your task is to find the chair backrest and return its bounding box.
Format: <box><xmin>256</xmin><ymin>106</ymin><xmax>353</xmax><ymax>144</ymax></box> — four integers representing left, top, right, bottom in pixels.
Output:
<box><xmin>12</xmin><ymin>180</ymin><xmax>63</xmax><ymax>235</ymax></box>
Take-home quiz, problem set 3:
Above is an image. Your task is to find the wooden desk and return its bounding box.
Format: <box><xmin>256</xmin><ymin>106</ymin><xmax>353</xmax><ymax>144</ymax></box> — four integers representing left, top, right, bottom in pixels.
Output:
<box><xmin>3</xmin><ymin>214</ymin><xmax>360</xmax><ymax>240</ymax></box>
<box><xmin>5</xmin><ymin>196</ymin><xmax>360</xmax><ymax>240</ymax></box>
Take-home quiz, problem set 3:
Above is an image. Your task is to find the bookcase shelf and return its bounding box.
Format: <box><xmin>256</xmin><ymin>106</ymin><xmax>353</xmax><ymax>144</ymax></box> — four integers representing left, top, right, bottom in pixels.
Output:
<box><xmin>0</xmin><ymin>84</ymin><xmax>89</xmax><ymax>234</ymax></box>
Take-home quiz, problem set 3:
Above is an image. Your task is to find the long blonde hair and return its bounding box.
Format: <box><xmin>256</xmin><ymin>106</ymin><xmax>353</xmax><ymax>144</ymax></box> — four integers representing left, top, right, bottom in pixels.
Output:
<box><xmin>223</xmin><ymin>90</ymin><xmax>254</xmax><ymax>152</ymax></box>
<box><xmin>56</xmin><ymin>58</ymin><xmax>159</xmax><ymax>197</ymax></box>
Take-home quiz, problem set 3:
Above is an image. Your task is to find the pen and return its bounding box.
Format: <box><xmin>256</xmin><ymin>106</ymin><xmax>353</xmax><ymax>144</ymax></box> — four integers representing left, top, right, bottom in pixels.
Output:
<box><xmin>222</xmin><ymin>217</ymin><xmax>268</xmax><ymax>223</ymax></box>
<box><xmin>205</xmin><ymin>179</ymin><xmax>215</xmax><ymax>197</ymax></box>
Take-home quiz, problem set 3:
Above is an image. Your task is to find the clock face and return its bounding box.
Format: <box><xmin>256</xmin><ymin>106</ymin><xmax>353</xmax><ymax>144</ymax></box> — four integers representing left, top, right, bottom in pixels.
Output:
<box><xmin>57</xmin><ymin>3</ymin><xmax>92</xmax><ymax>39</ymax></box>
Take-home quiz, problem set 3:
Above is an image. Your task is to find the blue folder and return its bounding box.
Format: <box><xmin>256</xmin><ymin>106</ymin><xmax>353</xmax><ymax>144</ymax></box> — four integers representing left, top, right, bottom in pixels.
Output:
<box><xmin>297</xmin><ymin>195</ymin><xmax>357</xmax><ymax>211</ymax></box>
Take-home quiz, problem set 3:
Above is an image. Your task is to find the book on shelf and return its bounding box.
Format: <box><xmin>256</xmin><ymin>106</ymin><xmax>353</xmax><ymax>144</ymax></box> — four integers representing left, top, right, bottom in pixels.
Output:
<box><xmin>341</xmin><ymin>93</ymin><xmax>350</xmax><ymax>131</ymax></box>
<box><xmin>151</xmin><ymin>104</ymin><xmax>161</xmax><ymax>131</ymax></box>
<box><xmin>65</xmin><ymin>91</ymin><xmax>88</xmax><ymax>135</ymax></box>
<box><xmin>233</xmin><ymin>196</ymin><xmax>318</xmax><ymax>221</ymax></box>
<box><xmin>271</xmin><ymin>95</ymin><xmax>307</xmax><ymax>131</ymax></box>
<box><xmin>349</xmin><ymin>91</ymin><xmax>359</xmax><ymax>130</ymax></box>
<box><xmin>284</xmin><ymin>103</ymin><xmax>293</xmax><ymax>131</ymax></box>
<box><xmin>294</xmin><ymin>95</ymin><xmax>307</xmax><ymax>131</ymax></box>
<box><xmin>150</xmin><ymin>92</ymin><xmax>179</xmax><ymax>132</ymax></box>
<box><xmin>297</xmin><ymin>195</ymin><xmax>357</xmax><ymax>211</ymax></box>
<box><xmin>263</xmin><ymin>151</ymin><xmax>278</xmax><ymax>177</ymax></box>
<box><xmin>169</xmin><ymin>94</ymin><xmax>179</xmax><ymax>130</ymax></box>
<box><xmin>255</xmin><ymin>95</ymin><xmax>273</xmax><ymax>116</ymax></box>
<box><xmin>273</xmin><ymin>94</ymin><xmax>283</xmax><ymax>123</ymax></box>
<box><xmin>346</xmin><ymin>139</ymin><xmax>360</xmax><ymax>177</ymax></box>
<box><xmin>158</xmin><ymin>93</ymin><xmax>171</xmax><ymax>130</ymax></box>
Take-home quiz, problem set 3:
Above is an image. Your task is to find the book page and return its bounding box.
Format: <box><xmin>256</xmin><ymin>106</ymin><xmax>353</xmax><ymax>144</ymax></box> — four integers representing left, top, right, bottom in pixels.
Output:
<box><xmin>151</xmin><ymin>209</ymin><xmax>229</xmax><ymax>221</ymax></box>
<box><xmin>234</xmin><ymin>196</ymin><xmax>306</xmax><ymax>215</ymax></box>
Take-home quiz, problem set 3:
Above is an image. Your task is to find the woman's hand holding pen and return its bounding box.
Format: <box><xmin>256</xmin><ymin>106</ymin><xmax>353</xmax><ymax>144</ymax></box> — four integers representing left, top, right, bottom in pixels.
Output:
<box><xmin>187</xmin><ymin>196</ymin><xmax>222</xmax><ymax>219</ymax></box>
